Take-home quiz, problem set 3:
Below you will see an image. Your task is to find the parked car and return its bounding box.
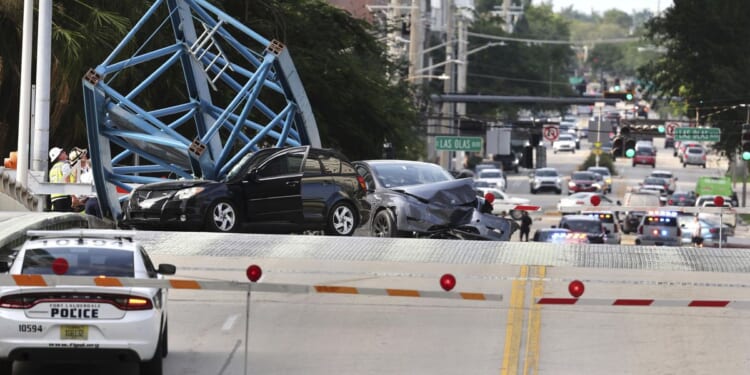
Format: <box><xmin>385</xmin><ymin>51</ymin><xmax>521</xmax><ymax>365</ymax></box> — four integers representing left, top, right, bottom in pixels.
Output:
<box><xmin>529</xmin><ymin>168</ymin><xmax>563</xmax><ymax>194</ymax></box>
<box><xmin>587</xmin><ymin>166</ymin><xmax>613</xmax><ymax>193</ymax></box>
<box><xmin>476</xmin><ymin>187</ymin><xmax>530</xmax><ymax>219</ymax></box>
<box><xmin>667</xmin><ymin>191</ymin><xmax>697</xmax><ymax>206</ymax></box>
<box><xmin>622</xmin><ymin>190</ymin><xmax>662</xmax><ymax>234</ymax></box>
<box><xmin>553</xmin><ymin>134</ymin><xmax>577</xmax><ymax>153</ymax></box>
<box><xmin>0</xmin><ymin>230</ymin><xmax>176</xmax><ymax>374</ymax></box>
<box><xmin>123</xmin><ymin>146</ymin><xmax>369</xmax><ymax>235</ymax></box>
<box><xmin>632</xmin><ymin>146</ymin><xmax>656</xmax><ymax>167</ymax></box>
<box><xmin>353</xmin><ymin>160</ymin><xmax>514</xmax><ymax>240</ymax></box>
<box><xmin>678</xmin><ymin>214</ymin><xmax>734</xmax><ymax>247</ymax></box>
<box><xmin>532</xmin><ymin>228</ymin><xmax>589</xmax><ymax>244</ymax></box>
<box><xmin>567</xmin><ymin>171</ymin><xmax>603</xmax><ymax>195</ymax></box>
<box><xmin>557</xmin><ymin>192</ymin><xmax>619</xmax><ymax>214</ymax></box>
<box><xmin>475</xmin><ymin>168</ymin><xmax>506</xmax><ymax>191</ymax></box>
<box><xmin>558</xmin><ymin>215</ymin><xmax>607</xmax><ymax>244</ymax></box>
<box><xmin>649</xmin><ymin>170</ymin><xmax>677</xmax><ymax>194</ymax></box>
<box><xmin>683</xmin><ymin>147</ymin><xmax>707</xmax><ymax>168</ymax></box>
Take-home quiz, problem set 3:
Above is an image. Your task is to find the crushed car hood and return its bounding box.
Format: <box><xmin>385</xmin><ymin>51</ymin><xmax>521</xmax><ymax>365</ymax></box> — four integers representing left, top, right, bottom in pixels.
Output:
<box><xmin>394</xmin><ymin>178</ymin><xmax>478</xmax><ymax>205</ymax></box>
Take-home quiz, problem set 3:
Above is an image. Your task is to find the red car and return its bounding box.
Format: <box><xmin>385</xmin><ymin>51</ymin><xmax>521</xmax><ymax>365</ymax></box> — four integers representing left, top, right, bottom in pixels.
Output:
<box><xmin>632</xmin><ymin>146</ymin><xmax>656</xmax><ymax>167</ymax></box>
<box><xmin>567</xmin><ymin>171</ymin><xmax>602</xmax><ymax>194</ymax></box>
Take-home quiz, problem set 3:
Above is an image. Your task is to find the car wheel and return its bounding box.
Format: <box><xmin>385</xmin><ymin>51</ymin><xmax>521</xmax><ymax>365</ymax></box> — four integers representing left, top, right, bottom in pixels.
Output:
<box><xmin>205</xmin><ymin>200</ymin><xmax>239</xmax><ymax>232</ymax></box>
<box><xmin>514</xmin><ymin>166</ymin><xmax>519</xmax><ymax>173</ymax></box>
<box><xmin>0</xmin><ymin>359</ymin><xmax>11</xmax><ymax>375</ymax></box>
<box><xmin>325</xmin><ymin>201</ymin><xmax>357</xmax><ymax>236</ymax></box>
<box><xmin>372</xmin><ymin>209</ymin><xmax>398</xmax><ymax>237</ymax></box>
<box><xmin>140</xmin><ymin>336</ymin><xmax>163</xmax><ymax>375</ymax></box>
<box><xmin>553</xmin><ymin>150</ymin><xmax>557</xmax><ymax>154</ymax></box>
<box><xmin>556</xmin><ymin>189</ymin><xmax>562</xmax><ymax>195</ymax></box>
<box><xmin>510</xmin><ymin>210</ymin><xmax>523</xmax><ymax>220</ymax></box>
<box><xmin>162</xmin><ymin>321</ymin><xmax>168</xmax><ymax>358</ymax></box>
<box><xmin>530</xmin><ymin>188</ymin><xmax>536</xmax><ymax>194</ymax></box>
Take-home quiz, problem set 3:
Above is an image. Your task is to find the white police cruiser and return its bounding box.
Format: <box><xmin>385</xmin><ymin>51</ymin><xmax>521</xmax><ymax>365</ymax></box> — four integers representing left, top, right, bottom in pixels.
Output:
<box><xmin>0</xmin><ymin>230</ymin><xmax>175</xmax><ymax>374</ymax></box>
<box><xmin>634</xmin><ymin>211</ymin><xmax>682</xmax><ymax>246</ymax></box>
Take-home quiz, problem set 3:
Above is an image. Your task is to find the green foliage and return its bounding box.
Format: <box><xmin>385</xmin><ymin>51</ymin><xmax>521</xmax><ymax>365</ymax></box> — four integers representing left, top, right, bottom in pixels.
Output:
<box><xmin>578</xmin><ymin>152</ymin><xmax>617</xmax><ymax>175</ymax></box>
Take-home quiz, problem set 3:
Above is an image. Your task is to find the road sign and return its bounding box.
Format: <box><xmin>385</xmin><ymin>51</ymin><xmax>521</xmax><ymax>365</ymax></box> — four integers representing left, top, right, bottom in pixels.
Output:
<box><xmin>674</xmin><ymin>127</ymin><xmax>721</xmax><ymax>142</ymax></box>
<box><xmin>592</xmin><ymin>148</ymin><xmax>603</xmax><ymax>156</ymax></box>
<box><xmin>543</xmin><ymin>124</ymin><xmax>560</xmax><ymax>142</ymax></box>
<box><xmin>435</xmin><ymin>136</ymin><xmax>483</xmax><ymax>151</ymax></box>
<box><xmin>666</xmin><ymin>122</ymin><xmax>677</xmax><ymax>136</ymax></box>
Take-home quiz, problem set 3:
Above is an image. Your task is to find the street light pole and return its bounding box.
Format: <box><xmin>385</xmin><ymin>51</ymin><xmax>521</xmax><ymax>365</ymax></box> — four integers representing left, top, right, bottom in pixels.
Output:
<box><xmin>595</xmin><ymin>102</ymin><xmax>605</xmax><ymax>167</ymax></box>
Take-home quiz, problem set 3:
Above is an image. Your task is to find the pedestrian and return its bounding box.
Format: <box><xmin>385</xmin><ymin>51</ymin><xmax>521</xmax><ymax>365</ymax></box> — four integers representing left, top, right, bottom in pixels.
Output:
<box><xmin>519</xmin><ymin>211</ymin><xmax>532</xmax><ymax>242</ymax></box>
<box><xmin>691</xmin><ymin>215</ymin><xmax>703</xmax><ymax>248</ymax></box>
<box><xmin>48</xmin><ymin>146</ymin><xmax>74</xmax><ymax>212</ymax></box>
<box><xmin>70</xmin><ymin>148</ymin><xmax>102</xmax><ymax>218</ymax></box>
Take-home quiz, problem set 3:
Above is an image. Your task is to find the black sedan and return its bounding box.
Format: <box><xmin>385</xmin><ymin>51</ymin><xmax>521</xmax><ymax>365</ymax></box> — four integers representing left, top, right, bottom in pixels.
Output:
<box><xmin>123</xmin><ymin>146</ymin><xmax>370</xmax><ymax>235</ymax></box>
<box><xmin>353</xmin><ymin>160</ymin><xmax>513</xmax><ymax>240</ymax></box>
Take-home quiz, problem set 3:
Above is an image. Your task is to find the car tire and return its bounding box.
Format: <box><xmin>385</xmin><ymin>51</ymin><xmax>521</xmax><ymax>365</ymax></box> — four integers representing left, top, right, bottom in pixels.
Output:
<box><xmin>325</xmin><ymin>201</ymin><xmax>357</xmax><ymax>236</ymax></box>
<box><xmin>683</xmin><ymin>163</ymin><xmax>686</xmax><ymax>168</ymax></box>
<box><xmin>162</xmin><ymin>321</ymin><xmax>168</xmax><ymax>358</ymax></box>
<box><xmin>205</xmin><ymin>200</ymin><xmax>239</xmax><ymax>232</ymax></box>
<box><xmin>140</xmin><ymin>336</ymin><xmax>163</xmax><ymax>375</ymax></box>
<box><xmin>372</xmin><ymin>209</ymin><xmax>399</xmax><ymax>237</ymax></box>
<box><xmin>530</xmin><ymin>188</ymin><xmax>537</xmax><ymax>194</ymax></box>
<box><xmin>514</xmin><ymin>166</ymin><xmax>519</xmax><ymax>173</ymax></box>
<box><xmin>0</xmin><ymin>359</ymin><xmax>11</xmax><ymax>375</ymax></box>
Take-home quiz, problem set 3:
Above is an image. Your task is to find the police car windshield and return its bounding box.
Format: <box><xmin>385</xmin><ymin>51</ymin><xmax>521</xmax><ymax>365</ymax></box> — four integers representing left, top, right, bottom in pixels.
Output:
<box><xmin>22</xmin><ymin>248</ymin><xmax>134</xmax><ymax>277</ymax></box>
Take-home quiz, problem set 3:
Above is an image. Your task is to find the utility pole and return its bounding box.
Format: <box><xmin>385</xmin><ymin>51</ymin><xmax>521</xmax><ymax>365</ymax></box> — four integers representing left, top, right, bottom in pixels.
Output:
<box><xmin>744</xmin><ymin>107</ymin><xmax>749</xmax><ymax>207</ymax></box>
<box><xmin>16</xmin><ymin>0</ymin><xmax>34</xmax><ymax>188</ymax></box>
<box><xmin>440</xmin><ymin>0</ymin><xmax>454</xmax><ymax>170</ymax></box>
<box><xmin>31</xmin><ymin>0</ymin><xmax>52</xmax><ymax>174</ymax></box>
<box><xmin>407</xmin><ymin>0</ymin><xmax>424</xmax><ymax>83</ymax></box>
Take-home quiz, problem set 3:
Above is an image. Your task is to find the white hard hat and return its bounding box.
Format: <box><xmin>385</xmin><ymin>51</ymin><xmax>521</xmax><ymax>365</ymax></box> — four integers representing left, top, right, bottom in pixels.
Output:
<box><xmin>49</xmin><ymin>147</ymin><xmax>63</xmax><ymax>162</ymax></box>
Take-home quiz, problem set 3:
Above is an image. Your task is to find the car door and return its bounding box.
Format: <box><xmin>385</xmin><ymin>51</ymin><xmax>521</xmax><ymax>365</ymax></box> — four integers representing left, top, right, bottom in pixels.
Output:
<box><xmin>243</xmin><ymin>147</ymin><xmax>307</xmax><ymax>223</ymax></box>
<box><xmin>301</xmin><ymin>150</ymin><xmax>337</xmax><ymax>223</ymax></box>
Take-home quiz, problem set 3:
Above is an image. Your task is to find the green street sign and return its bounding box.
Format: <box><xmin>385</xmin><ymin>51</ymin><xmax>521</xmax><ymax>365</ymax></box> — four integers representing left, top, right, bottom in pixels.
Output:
<box><xmin>435</xmin><ymin>136</ymin><xmax>483</xmax><ymax>151</ymax></box>
<box><xmin>674</xmin><ymin>127</ymin><xmax>721</xmax><ymax>142</ymax></box>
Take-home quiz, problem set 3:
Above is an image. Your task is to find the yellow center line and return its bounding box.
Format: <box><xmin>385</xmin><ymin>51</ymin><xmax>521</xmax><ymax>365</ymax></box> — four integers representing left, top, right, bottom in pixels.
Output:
<box><xmin>523</xmin><ymin>266</ymin><xmax>546</xmax><ymax>375</ymax></box>
<box><xmin>501</xmin><ymin>265</ymin><xmax>529</xmax><ymax>375</ymax></box>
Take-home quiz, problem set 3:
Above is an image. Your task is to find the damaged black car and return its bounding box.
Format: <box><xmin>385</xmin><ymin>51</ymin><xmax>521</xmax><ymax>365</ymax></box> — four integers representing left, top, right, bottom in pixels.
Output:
<box><xmin>353</xmin><ymin>160</ymin><xmax>514</xmax><ymax>240</ymax></box>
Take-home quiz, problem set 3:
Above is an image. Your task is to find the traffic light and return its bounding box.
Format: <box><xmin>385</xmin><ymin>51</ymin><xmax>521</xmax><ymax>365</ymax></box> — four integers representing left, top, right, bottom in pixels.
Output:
<box><xmin>742</xmin><ymin>124</ymin><xmax>750</xmax><ymax>161</ymax></box>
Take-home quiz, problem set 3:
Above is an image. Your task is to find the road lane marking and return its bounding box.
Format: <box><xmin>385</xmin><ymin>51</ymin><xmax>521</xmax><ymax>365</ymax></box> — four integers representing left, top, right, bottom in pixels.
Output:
<box><xmin>523</xmin><ymin>266</ymin><xmax>545</xmax><ymax>375</ymax></box>
<box><xmin>501</xmin><ymin>265</ymin><xmax>529</xmax><ymax>375</ymax></box>
<box><xmin>222</xmin><ymin>314</ymin><xmax>240</xmax><ymax>332</ymax></box>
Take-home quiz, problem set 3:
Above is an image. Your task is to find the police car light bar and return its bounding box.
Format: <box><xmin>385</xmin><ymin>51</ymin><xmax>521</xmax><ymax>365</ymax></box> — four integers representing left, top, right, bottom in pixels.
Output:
<box><xmin>25</xmin><ymin>229</ymin><xmax>137</xmax><ymax>242</ymax></box>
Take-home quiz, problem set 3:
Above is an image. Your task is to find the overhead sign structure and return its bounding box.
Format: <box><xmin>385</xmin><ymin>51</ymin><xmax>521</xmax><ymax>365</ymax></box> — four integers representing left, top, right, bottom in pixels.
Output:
<box><xmin>435</xmin><ymin>136</ymin><xmax>483</xmax><ymax>152</ymax></box>
<box><xmin>674</xmin><ymin>127</ymin><xmax>721</xmax><ymax>142</ymax></box>
<box><xmin>542</xmin><ymin>124</ymin><xmax>560</xmax><ymax>142</ymax></box>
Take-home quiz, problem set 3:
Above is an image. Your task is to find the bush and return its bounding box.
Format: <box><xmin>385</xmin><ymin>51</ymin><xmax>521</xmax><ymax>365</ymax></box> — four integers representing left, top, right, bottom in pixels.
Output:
<box><xmin>578</xmin><ymin>152</ymin><xmax>617</xmax><ymax>175</ymax></box>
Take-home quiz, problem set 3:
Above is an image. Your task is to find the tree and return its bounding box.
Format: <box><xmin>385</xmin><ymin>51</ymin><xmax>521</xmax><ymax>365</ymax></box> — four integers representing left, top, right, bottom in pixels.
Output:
<box><xmin>640</xmin><ymin>0</ymin><xmax>750</xmax><ymax>156</ymax></box>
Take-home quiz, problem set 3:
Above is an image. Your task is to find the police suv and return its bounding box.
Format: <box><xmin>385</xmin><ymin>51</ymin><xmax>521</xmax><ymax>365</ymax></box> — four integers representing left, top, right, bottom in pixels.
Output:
<box><xmin>634</xmin><ymin>211</ymin><xmax>682</xmax><ymax>246</ymax></box>
<box><xmin>0</xmin><ymin>230</ymin><xmax>175</xmax><ymax>374</ymax></box>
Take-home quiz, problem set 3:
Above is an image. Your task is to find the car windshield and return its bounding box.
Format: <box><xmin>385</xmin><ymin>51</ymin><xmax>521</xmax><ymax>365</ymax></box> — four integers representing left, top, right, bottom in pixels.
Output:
<box><xmin>688</xmin><ymin>148</ymin><xmax>703</xmax><ymax>154</ymax></box>
<box><xmin>651</xmin><ymin>173</ymin><xmax>671</xmax><ymax>179</ymax></box>
<box><xmin>561</xmin><ymin>219</ymin><xmax>601</xmax><ymax>233</ymax></box>
<box><xmin>478</xmin><ymin>171</ymin><xmax>503</xmax><ymax>178</ymax></box>
<box><xmin>636</xmin><ymin>148</ymin><xmax>653</xmax><ymax>155</ymax></box>
<box><xmin>536</xmin><ymin>170</ymin><xmax>558</xmax><ymax>177</ymax></box>
<box><xmin>589</xmin><ymin>168</ymin><xmax>610</xmax><ymax>176</ymax></box>
<box><xmin>558</xmin><ymin>135</ymin><xmax>574</xmax><ymax>141</ymax></box>
<box><xmin>371</xmin><ymin>163</ymin><xmax>453</xmax><ymax>188</ymax></box>
<box><xmin>22</xmin><ymin>247</ymin><xmax>134</xmax><ymax>277</ymax></box>
<box><xmin>572</xmin><ymin>172</ymin><xmax>594</xmax><ymax>180</ymax></box>
<box><xmin>626</xmin><ymin>193</ymin><xmax>660</xmax><ymax>206</ymax></box>
<box><xmin>644</xmin><ymin>178</ymin><xmax>665</xmax><ymax>185</ymax></box>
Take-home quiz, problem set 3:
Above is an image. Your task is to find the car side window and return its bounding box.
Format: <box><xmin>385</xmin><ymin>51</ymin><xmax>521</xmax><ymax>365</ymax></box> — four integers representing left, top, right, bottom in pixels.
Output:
<box><xmin>319</xmin><ymin>155</ymin><xmax>342</xmax><ymax>175</ymax></box>
<box><xmin>304</xmin><ymin>153</ymin><xmax>323</xmax><ymax>176</ymax></box>
<box><xmin>257</xmin><ymin>152</ymin><xmax>304</xmax><ymax>178</ymax></box>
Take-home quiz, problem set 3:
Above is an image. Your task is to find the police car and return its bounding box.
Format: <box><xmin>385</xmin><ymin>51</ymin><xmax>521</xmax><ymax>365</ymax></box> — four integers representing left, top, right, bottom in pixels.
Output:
<box><xmin>634</xmin><ymin>211</ymin><xmax>682</xmax><ymax>246</ymax></box>
<box><xmin>0</xmin><ymin>230</ymin><xmax>175</xmax><ymax>374</ymax></box>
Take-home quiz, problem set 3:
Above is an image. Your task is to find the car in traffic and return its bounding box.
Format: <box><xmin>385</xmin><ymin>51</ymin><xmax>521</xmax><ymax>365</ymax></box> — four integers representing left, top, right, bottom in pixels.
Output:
<box><xmin>123</xmin><ymin>146</ymin><xmax>369</xmax><ymax>235</ymax></box>
<box><xmin>697</xmin><ymin>198</ymin><xmax>737</xmax><ymax>228</ymax></box>
<box><xmin>529</xmin><ymin>168</ymin><xmax>563</xmax><ymax>194</ymax></box>
<box><xmin>532</xmin><ymin>228</ymin><xmax>589</xmax><ymax>244</ymax></box>
<box><xmin>558</xmin><ymin>215</ymin><xmax>607</xmax><ymax>244</ymax></box>
<box><xmin>587</xmin><ymin>166</ymin><xmax>613</xmax><ymax>193</ymax></box>
<box><xmin>492</xmin><ymin>154</ymin><xmax>520</xmax><ymax>173</ymax></box>
<box><xmin>639</xmin><ymin>177</ymin><xmax>670</xmax><ymax>205</ymax></box>
<box><xmin>667</xmin><ymin>191</ymin><xmax>697</xmax><ymax>206</ymax></box>
<box><xmin>557</xmin><ymin>192</ymin><xmax>619</xmax><ymax>214</ymax></box>
<box><xmin>476</xmin><ymin>187</ymin><xmax>530</xmax><ymax>220</ymax></box>
<box><xmin>567</xmin><ymin>171</ymin><xmax>603</xmax><ymax>195</ymax></box>
<box><xmin>634</xmin><ymin>211</ymin><xmax>682</xmax><ymax>246</ymax></box>
<box><xmin>632</xmin><ymin>145</ymin><xmax>656</xmax><ymax>167</ymax></box>
<box><xmin>475</xmin><ymin>168</ymin><xmax>506</xmax><ymax>191</ymax></box>
<box><xmin>683</xmin><ymin>147</ymin><xmax>707</xmax><ymax>168</ymax></box>
<box><xmin>0</xmin><ymin>229</ymin><xmax>176</xmax><ymax>374</ymax></box>
<box><xmin>664</xmin><ymin>136</ymin><xmax>675</xmax><ymax>149</ymax></box>
<box><xmin>552</xmin><ymin>134</ymin><xmax>577</xmax><ymax>153</ymax></box>
<box><xmin>353</xmin><ymin>160</ymin><xmax>514</xmax><ymax>240</ymax></box>
<box><xmin>622</xmin><ymin>190</ymin><xmax>663</xmax><ymax>234</ymax></box>
<box><xmin>678</xmin><ymin>214</ymin><xmax>734</xmax><ymax>247</ymax></box>
<box><xmin>649</xmin><ymin>170</ymin><xmax>677</xmax><ymax>194</ymax></box>
<box><xmin>676</xmin><ymin>141</ymin><xmax>701</xmax><ymax>160</ymax></box>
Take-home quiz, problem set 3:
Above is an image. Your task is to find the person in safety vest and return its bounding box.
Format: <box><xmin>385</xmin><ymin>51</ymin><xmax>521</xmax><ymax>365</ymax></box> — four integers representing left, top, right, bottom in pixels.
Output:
<box><xmin>48</xmin><ymin>146</ymin><xmax>73</xmax><ymax>212</ymax></box>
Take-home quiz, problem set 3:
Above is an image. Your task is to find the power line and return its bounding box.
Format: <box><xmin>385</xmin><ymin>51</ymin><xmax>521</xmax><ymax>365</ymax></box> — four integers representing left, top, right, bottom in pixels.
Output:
<box><xmin>467</xmin><ymin>31</ymin><xmax>640</xmax><ymax>46</ymax></box>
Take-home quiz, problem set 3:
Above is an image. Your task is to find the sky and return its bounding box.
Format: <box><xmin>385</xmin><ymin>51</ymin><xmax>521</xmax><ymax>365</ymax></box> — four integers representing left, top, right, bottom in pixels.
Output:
<box><xmin>547</xmin><ymin>0</ymin><xmax>674</xmax><ymax>14</ymax></box>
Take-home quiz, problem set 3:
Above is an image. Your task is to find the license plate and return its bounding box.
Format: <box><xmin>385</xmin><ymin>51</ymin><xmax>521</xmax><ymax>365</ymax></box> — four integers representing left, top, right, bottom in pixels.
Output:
<box><xmin>60</xmin><ymin>325</ymin><xmax>88</xmax><ymax>340</ymax></box>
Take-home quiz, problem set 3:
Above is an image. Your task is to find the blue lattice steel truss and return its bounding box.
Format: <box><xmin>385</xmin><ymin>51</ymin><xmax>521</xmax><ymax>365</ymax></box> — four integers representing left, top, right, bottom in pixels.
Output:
<box><xmin>82</xmin><ymin>0</ymin><xmax>320</xmax><ymax>221</ymax></box>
